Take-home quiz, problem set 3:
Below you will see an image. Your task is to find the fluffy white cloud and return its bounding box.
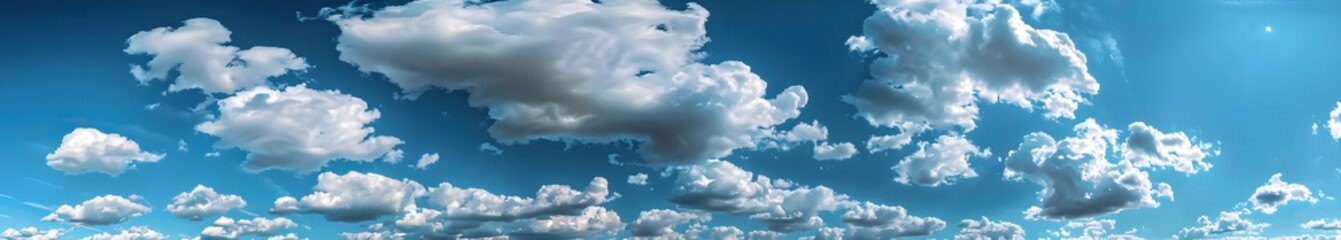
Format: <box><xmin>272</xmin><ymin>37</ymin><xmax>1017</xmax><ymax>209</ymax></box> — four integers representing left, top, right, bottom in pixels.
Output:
<box><xmin>339</xmin><ymin>231</ymin><xmax>405</xmax><ymax>240</ymax></box>
<box><xmin>841</xmin><ymin>202</ymin><xmax>947</xmax><ymax>239</ymax></box>
<box><xmin>424</xmin><ymin>177</ymin><xmax>609</xmax><ymax>223</ymax></box>
<box><xmin>383</xmin><ymin>149</ymin><xmax>404</xmax><ymax>164</ymax></box>
<box><xmin>747</xmin><ymin>231</ymin><xmax>784</xmax><ymax>240</ymax></box>
<box><xmin>786</xmin><ymin>121</ymin><xmax>829</xmax><ymax>142</ymax></box>
<box><xmin>708</xmin><ymin>226</ymin><xmax>744</xmax><ymax>239</ymax></box>
<box><xmin>2</xmin><ymin>227</ymin><xmax>62</xmax><ymax>240</ymax></box>
<box><xmin>1303</xmin><ymin>219</ymin><xmax>1341</xmax><ymax>231</ymax></box>
<box><xmin>46</xmin><ymin>128</ymin><xmax>164</xmax><ymax>176</ymax></box>
<box><xmin>955</xmin><ymin>217</ymin><xmax>1024</xmax><ymax>240</ymax></box>
<box><xmin>813</xmin><ymin>142</ymin><xmax>858</xmax><ymax>161</ymax></box>
<box><xmin>629</xmin><ymin>209</ymin><xmax>711</xmax><ymax>237</ymax></box>
<box><xmin>413</xmin><ymin>153</ymin><xmax>440</xmax><ymax>170</ymax></box>
<box><xmin>893</xmin><ymin>135</ymin><xmax>989</xmax><ymax>186</ymax></box>
<box><xmin>669</xmin><ymin>160</ymin><xmax>850</xmax><ymax>232</ymax></box>
<box><xmin>1047</xmin><ymin>219</ymin><xmax>1140</xmax><ymax>240</ymax></box>
<box><xmin>1004</xmin><ymin>119</ymin><xmax>1208</xmax><ymax>220</ymax></box>
<box><xmin>1176</xmin><ymin>209</ymin><xmax>1269</xmax><ymax>239</ymax></box>
<box><xmin>289</xmin><ymin>171</ymin><xmax>426</xmax><ymax>222</ymax></box>
<box><xmin>844</xmin><ymin>0</ymin><xmax>1098</xmax><ymax>133</ymax></box>
<box><xmin>83</xmin><ymin>226</ymin><xmax>165</xmax><ymax>240</ymax></box>
<box><xmin>628</xmin><ymin>173</ymin><xmax>650</xmax><ymax>186</ymax></box>
<box><xmin>1249</xmin><ymin>173</ymin><xmax>1317</xmax><ymax>214</ymax></box>
<box><xmin>1330</xmin><ymin>102</ymin><xmax>1341</xmax><ymax>140</ymax></box>
<box><xmin>1122</xmin><ymin>122</ymin><xmax>1214</xmax><ymax>173</ymax></box>
<box><xmin>197</xmin><ymin>84</ymin><xmax>403</xmax><ymax>173</ymax></box>
<box><xmin>267</xmin><ymin>233</ymin><xmax>300</xmax><ymax>240</ymax></box>
<box><xmin>200</xmin><ymin>216</ymin><xmax>298</xmax><ymax>239</ymax></box>
<box><xmin>867</xmin><ymin>131</ymin><xmax>916</xmax><ymax>154</ymax></box>
<box><xmin>503</xmin><ymin>207</ymin><xmax>625</xmax><ymax>239</ymax></box>
<box><xmin>375</xmin><ymin>177</ymin><xmax>618</xmax><ymax>238</ymax></box>
<box><xmin>167</xmin><ymin>185</ymin><xmax>247</xmax><ymax>220</ymax></box>
<box><xmin>326</xmin><ymin>0</ymin><xmax>808</xmax><ymax>165</ymax></box>
<box><xmin>269</xmin><ymin>196</ymin><xmax>300</xmax><ymax>215</ymax></box>
<box><xmin>43</xmin><ymin>194</ymin><xmax>151</xmax><ymax>225</ymax></box>
<box><xmin>125</xmin><ymin>18</ymin><xmax>308</xmax><ymax>94</ymax></box>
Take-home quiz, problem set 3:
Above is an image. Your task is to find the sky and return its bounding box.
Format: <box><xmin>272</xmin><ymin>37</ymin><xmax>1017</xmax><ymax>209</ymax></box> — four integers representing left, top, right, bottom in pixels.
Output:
<box><xmin>3</xmin><ymin>0</ymin><xmax>1341</xmax><ymax>239</ymax></box>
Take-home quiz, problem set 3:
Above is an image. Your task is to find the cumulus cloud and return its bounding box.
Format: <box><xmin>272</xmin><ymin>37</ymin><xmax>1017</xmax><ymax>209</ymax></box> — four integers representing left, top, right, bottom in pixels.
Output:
<box><xmin>2</xmin><ymin>227</ymin><xmax>62</xmax><ymax>240</ymax></box>
<box><xmin>84</xmin><ymin>226</ymin><xmax>165</xmax><ymax>240</ymax></box>
<box><xmin>200</xmin><ymin>216</ymin><xmax>298</xmax><ymax>239</ymax></box>
<box><xmin>413</xmin><ymin>153</ymin><xmax>440</xmax><ymax>170</ymax></box>
<box><xmin>269</xmin><ymin>196</ymin><xmax>300</xmax><ymax>215</ymax></box>
<box><xmin>867</xmin><ymin>131</ymin><xmax>916</xmax><ymax>153</ymax></box>
<box><xmin>747</xmin><ymin>231</ymin><xmax>784</xmax><ymax>240</ymax></box>
<box><xmin>628</xmin><ymin>173</ymin><xmax>650</xmax><ymax>186</ymax></box>
<box><xmin>382</xmin><ymin>177</ymin><xmax>616</xmax><ymax>238</ymax></box>
<box><xmin>813</xmin><ymin>142</ymin><xmax>858</xmax><ymax>161</ymax></box>
<box><xmin>197</xmin><ymin>84</ymin><xmax>403</xmax><ymax>173</ymax></box>
<box><xmin>1122</xmin><ymin>122</ymin><xmax>1214</xmax><ymax>173</ymax></box>
<box><xmin>1249</xmin><ymin>173</ymin><xmax>1317</xmax><ymax>214</ymax></box>
<box><xmin>1176</xmin><ymin>209</ymin><xmax>1269</xmax><ymax>239</ymax></box>
<box><xmin>167</xmin><ymin>185</ymin><xmax>247</xmax><ymax>221</ymax></box>
<box><xmin>669</xmin><ymin>160</ymin><xmax>850</xmax><ymax>232</ymax></box>
<box><xmin>841</xmin><ymin>202</ymin><xmax>947</xmax><ymax>239</ymax></box>
<box><xmin>479</xmin><ymin>143</ymin><xmax>503</xmax><ymax>155</ymax></box>
<box><xmin>1004</xmin><ymin>119</ymin><xmax>1211</xmax><ymax>220</ymax></box>
<box><xmin>504</xmin><ymin>207</ymin><xmax>625</xmax><ymax>239</ymax></box>
<box><xmin>1047</xmin><ymin>219</ymin><xmax>1139</xmax><ymax>240</ymax></box>
<box><xmin>893</xmin><ymin>135</ymin><xmax>989</xmax><ymax>186</ymax></box>
<box><xmin>956</xmin><ymin>217</ymin><xmax>1024</xmax><ymax>240</ymax></box>
<box><xmin>326</xmin><ymin>0</ymin><xmax>808</xmax><ymax>165</ymax></box>
<box><xmin>125</xmin><ymin>18</ymin><xmax>308</xmax><ymax>94</ymax></box>
<box><xmin>383</xmin><ymin>149</ymin><xmax>404</xmax><ymax>164</ymax></box>
<box><xmin>708</xmin><ymin>226</ymin><xmax>745</xmax><ymax>239</ymax></box>
<box><xmin>629</xmin><ymin>209</ymin><xmax>711</xmax><ymax>237</ymax></box>
<box><xmin>288</xmin><ymin>171</ymin><xmax>425</xmax><ymax>222</ymax></box>
<box><xmin>46</xmin><ymin>128</ymin><xmax>164</xmax><ymax>176</ymax></box>
<box><xmin>424</xmin><ymin>177</ymin><xmax>609</xmax><ymax>223</ymax></box>
<box><xmin>43</xmin><ymin>194</ymin><xmax>151</xmax><ymax>225</ymax></box>
<box><xmin>844</xmin><ymin>0</ymin><xmax>1099</xmax><ymax>134</ymax></box>
<box><xmin>1303</xmin><ymin>219</ymin><xmax>1341</xmax><ymax>231</ymax></box>
<box><xmin>786</xmin><ymin>121</ymin><xmax>829</xmax><ymax>142</ymax></box>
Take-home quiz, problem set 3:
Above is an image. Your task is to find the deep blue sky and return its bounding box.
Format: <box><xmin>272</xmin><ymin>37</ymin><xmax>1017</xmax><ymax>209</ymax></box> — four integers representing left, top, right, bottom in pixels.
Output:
<box><xmin>3</xmin><ymin>0</ymin><xmax>1341</xmax><ymax>239</ymax></box>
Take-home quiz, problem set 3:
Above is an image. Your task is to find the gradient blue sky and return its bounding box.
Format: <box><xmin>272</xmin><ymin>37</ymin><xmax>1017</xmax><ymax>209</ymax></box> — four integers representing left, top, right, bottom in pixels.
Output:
<box><xmin>3</xmin><ymin>0</ymin><xmax>1341</xmax><ymax>239</ymax></box>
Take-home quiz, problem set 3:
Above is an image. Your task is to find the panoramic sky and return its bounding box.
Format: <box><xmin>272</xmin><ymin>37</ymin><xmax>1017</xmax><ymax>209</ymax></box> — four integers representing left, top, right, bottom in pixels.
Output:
<box><xmin>4</xmin><ymin>0</ymin><xmax>1341</xmax><ymax>239</ymax></box>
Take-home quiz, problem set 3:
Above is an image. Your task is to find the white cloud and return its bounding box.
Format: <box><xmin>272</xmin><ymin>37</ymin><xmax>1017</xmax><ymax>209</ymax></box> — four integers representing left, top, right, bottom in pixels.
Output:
<box><xmin>125</xmin><ymin>18</ymin><xmax>308</xmax><ymax>94</ymax></box>
<box><xmin>413</xmin><ymin>153</ymin><xmax>440</xmax><ymax>170</ymax></box>
<box><xmin>747</xmin><ymin>230</ymin><xmax>784</xmax><ymax>240</ymax></box>
<box><xmin>46</xmin><ymin>128</ymin><xmax>164</xmax><ymax>176</ymax></box>
<box><xmin>326</xmin><ymin>0</ymin><xmax>808</xmax><ymax>164</ymax></box>
<box><xmin>867</xmin><ymin>131</ymin><xmax>916</xmax><ymax>154</ymax></box>
<box><xmin>1249</xmin><ymin>173</ymin><xmax>1317</xmax><ymax>214</ymax></box>
<box><xmin>267</xmin><ymin>233</ymin><xmax>300</xmax><ymax>240</ymax></box>
<box><xmin>290</xmin><ymin>171</ymin><xmax>425</xmax><ymax>222</ymax></box>
<box><xmin>669</xmin><ymin>160</ymin><xmax>850</xmax><ymax>232</ymax></box>
<box><xmin>383</xmin><ymin>149</ymin><xmax>404</xmax><ymax>164</ymax></box>
<box><xmin>197</xmin><ymin>84</ymin><xmax>403</xmax><ymax>173</ymax></box>
<box><xmin>479</xmin><ymin>143</ymin><xmax>503</xmax><ymax>155</ymax></box>
<box><xmin>1122</xmin><ymin>122</ymin><xmax>1214</xmax><ymax>174</ymax></box>
<box><xmin>955</xmin><ymin>217</ymin><xmax>1024</xmax><ymax>240</ymax></box>
<box><xmin>43</xmin><ymin>194</ymin><xmax>150</xmax><ymax>225</ymax></box>
<box><xmin>339</xmin><ymin>231</ymin><xmax>405</xmax><ymax>240</ymax></box>
<box><xmin>424</xmin><ymin>177</ymin><xmax>609</xmax><ymax>223</ymax></box>
<box><xmin>2</xmin><ymin>227</ymin><xmax>62</xmax><ymax>240</ymax></box>
<box><xmin>1004</xmin><ymin>119</ymin><xmax>1210</xmax><ymax>220</ymax></box>
<box><xmin>709</xmin><ymin>226</ymin><xmax>745</xmax><ymax>239</ymax></box>
<box><xmin>1047</xmin><ymin>219</ymin><xmax>1140</xmax><ymax>240</ymax></box>
<box><xmin>200</xmin><ymin>216</ymin><xmax>298</xmax><ymax>239</ymax></box>
<box><xmin>629</xmin><ymin>209</ymin><xmax>711</xmax><ymax>237</ymax></box>
<box><xmin>269</xmin><ymin>196</ymin><xmax>300</xmax><ymax>215</ymax></box>
<box><xmin>387</xmin><ymin>177</ymin><xmax>616</xmax><ymax>238</ymax></box>
<box><xmin>628</xmin><ymin>173</ymin><xmax>650</xmax><ymax>186</ymax></box>
<box><xmin>83</xmin><ymin>226</ymin><xmax>165</xmax><ymax>240</ymax></box>
<box><xmin>786</xmin><ymin>121</ymin><xmax>829</xmax><ymax>142</ymax></box>
<box><xmin>167</xmin><ymin>185</ymin><xmax>247</xmax><ymax>221</ymax></box>
<box><xmin>1302</xmin><ymin>219</ymin><xmax>1341</xmax><ymax>231</ymax></box>
<box><xmin>503</xmin><ymin>207</ymin><xmax>625</xmax><ymax>239</ymax></box>
<box><xmin>813</xmin><ymin>142</ymin><xmax>858</xmax><ymax>161</ymax></box>
<box><xmin>844</xmin><ymin>0</ymin><xmax>1099</xmax><ymax>134</ymax></box>
<box><xmin>893</xmin><ymin>135</ymin><xmax>989</xmax><ymax>187</ymax></box>
<box><xmin>841</xmin><ymin>202</ymin><xmax>947</xmax><ymax>239</ymax></box>
<box><xmin>1176</xmin><ymin>209</ymin><xmax>1269</xmax><ymax>239</ymax></box>
<box><xmin>1330</xmin><ymin>102</ymin><xmax>1341</xmax><ymax>140</ymax></box>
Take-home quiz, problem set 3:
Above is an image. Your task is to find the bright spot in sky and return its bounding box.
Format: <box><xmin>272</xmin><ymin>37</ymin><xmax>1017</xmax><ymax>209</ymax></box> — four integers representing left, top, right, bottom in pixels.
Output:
<box><xmin>1266</xmin><ymin>25</ymin><xmax>1273</xmax><ymax>32</ymax></box>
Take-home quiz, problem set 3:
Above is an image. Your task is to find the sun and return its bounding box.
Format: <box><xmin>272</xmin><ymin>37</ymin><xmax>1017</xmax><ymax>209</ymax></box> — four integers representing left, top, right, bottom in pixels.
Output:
<box><xmin>1266</xmin><ymin>25</ymin><xmax>1273</xmax><ymax>33</ymax></box>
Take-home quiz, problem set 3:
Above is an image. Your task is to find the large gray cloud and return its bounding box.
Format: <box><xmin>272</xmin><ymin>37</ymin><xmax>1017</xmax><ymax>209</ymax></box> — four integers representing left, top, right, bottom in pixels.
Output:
<box><xmin>43</xmin><ymin>194</ymin><xmax>151</xmax><ymax>225</ymax></box>
<box><xmin>125</xmin><ymin>18</ymin><xmax>308</xmax><ymax>94</ymax></box>
<box><xmin>845</xmin><ymin>0</ymin><xmax>1099</xmax><ymax>134</ymax></box>
<box><xmin>1249</xmin><ymin>173</ymin><xmax>1317</xmax><ymax>214</ymax></box>
<box><xmin>325</xmin><ymin>0</ymin><xmax>808</xmax><ymax>165</ymax></box>
<box><xmin>46</xmin><ymin>128</ymin><xmax>164</xmax><ymax>176</ymax></box>
<box><xmin>1004</xmin><ymin>119</ymin><xmax>1213</xmax><ymax>220</ymax></box>
<box><xmin>167</xmin><ymin>185</ymin><xmax>247</xmax><ymax>221</ymax></box>
<box><xmin>197</xmin><ymin>85</ymin><xmax>403</xmax><ymax>173</ymax></box>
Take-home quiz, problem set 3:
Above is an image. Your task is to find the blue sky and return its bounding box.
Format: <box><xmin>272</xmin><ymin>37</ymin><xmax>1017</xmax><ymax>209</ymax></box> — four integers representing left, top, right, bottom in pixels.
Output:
<box><xmin>3</xmin><ymin>0</ymin><xmax>1341</xmax><ymax>239</ymax></box>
